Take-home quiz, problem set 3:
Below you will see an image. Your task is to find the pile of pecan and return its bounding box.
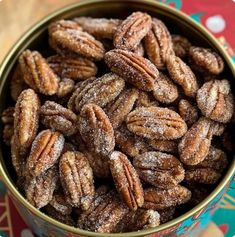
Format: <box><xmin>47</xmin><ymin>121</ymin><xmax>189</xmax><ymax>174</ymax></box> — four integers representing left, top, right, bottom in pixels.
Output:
<box><xmin>2</xmin><ymin>11</ymin><xmax>234</xmax><ymax>233</ymax></box>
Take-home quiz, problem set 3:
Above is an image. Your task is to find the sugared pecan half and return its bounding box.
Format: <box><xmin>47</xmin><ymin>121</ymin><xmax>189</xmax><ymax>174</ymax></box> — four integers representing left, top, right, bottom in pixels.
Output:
<box><xmin>135</xmin><ymin>91</ymin><xmax>159</xmax><ymax>107</ymax></box>
<box><xmin>47</xmin><ymin>55</ymin><xmax>97</xmax><ymax>80</ymax></box>
<box><xmin>49</xmin><ymin>193</ymin><xmax>72</xmax><ymax>215</ymax></box>
<box><xmin>19</xmin><ymin>50</ymin><xmax>59</xmax><ymax>95</ymax></box>
<box><xmin>74</xmin><ymin>17</ymin><xmax>121</xmax><ymax>39</ymax></box>
<box><xmin>148</xmin><ymin>139</ymin><xmax>178</xmax><ymax>154</ymax></box>
<box><xmin>158</xmin><ymin>207</ymin><xmax>175</xmax><ymax>224</ymax></box>
<box><xmin>105</xmin><ymin>88</ymin><xmax>139</xmax><ymax>128</ymax></box>
<box><xmin>56</xmin><ymin>78</ymin><xmax>75</xmax><ymax>98</ymax></box>
<box><xmin>41</xmin><ymin>101</ymin><xmax>78</xmax><ymax>136</ymax></box>
<box><xmin>196</xmin><ymin>80</ymin><xmax>234</xmax><ymax>123</ymax></box>
<box><xmin>143</xmin><ymin>185</ymin><xmax>191</xmax><ymax>210</ymax></box>
<box><xmin>189</xmin><ymin>46</ymin><xmax>224</xmax><ymax>75</ymax></box>
<box><xmin>172</xmin><ymin>35</ymin><xmax>191</xmax><ymax>58</ymax></box>
<box><xmin>109</xmin><ymin>151</ymin><xmax>144</xmax><ymax>210</ymax></box>
<box><xmin>126</xmin><ymin>106</ymin><xmax>187</xmax><ymax>140</ymax></box>
<box><xmin>114</xmin><ymin>11</ymin><xmax>152</xmax><ymax>50</ymax></box>
<box><xmin>144</xmin><ymin>18</ymin><xmax>173</xmax><ymax>69</ymax></box>
<box><xmin>68</xmin><ymin>73</ymin><xmax>125</xmax><ymax>113</ymax></box>
<box><xmin>167</xmin><ymin>55</ymin><xmax>198</xmax><ymax>97</ymax></box>
<box><xmin>133</xmin><ymin>151</ymin><xmax>185</xmax><ymax>189</ymax></box>
<box><xmin>104</xmin><ymin>49</ymin><xmax>159</xmax><ymax>91</ymax></box>
<box><xmin>59</xmin><ymin>151</ymin><xmax>95</xmax><ymax>210</ymax></box>
<box><xmin>26</xmin><ymin>129</ymin><xmax>64</xmax><ymax>177</ymax></box>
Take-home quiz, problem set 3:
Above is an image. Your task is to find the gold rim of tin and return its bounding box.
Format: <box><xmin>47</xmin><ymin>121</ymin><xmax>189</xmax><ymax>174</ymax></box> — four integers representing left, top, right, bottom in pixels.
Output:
<box><xmin>0</xmin><ymin>0</ymin><xmax>235</xmax><ymax>236</ymax></box>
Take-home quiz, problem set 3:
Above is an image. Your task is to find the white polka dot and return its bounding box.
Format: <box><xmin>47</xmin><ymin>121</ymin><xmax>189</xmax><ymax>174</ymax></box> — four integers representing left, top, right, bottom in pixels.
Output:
<box><xmin>206</xmin><ymin>15</ymin><xmax>226</xmax><ymax>33</ymax></box>
<box><xmin>21</xmin><ymin>229</ymin><xmax>35</xmax><ymax>237</ymax></box>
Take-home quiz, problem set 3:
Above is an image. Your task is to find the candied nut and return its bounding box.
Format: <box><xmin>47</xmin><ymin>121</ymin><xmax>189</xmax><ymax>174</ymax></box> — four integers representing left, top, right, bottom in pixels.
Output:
<box><xmin>49</xmin><ymin>194</ymin><xmax>72</xmax><ymax>215</ymax></box>
<box><xmin>59</xmin><ymin>151</ymin><xmax>95</xmax><ymax>210</ymax></box>
<box><xmin>133</xmin><ymin>151</ymin><xmax>185</xmax><ymax>189</ymax></box>
<box><xmin>152</xmin><ymin>72</ymin><xmax>178</xmax><ymax>104</ymax></box>
<box><xmin>41</xmin><ymin>101</ymin><xmax>78</xmax><ymax>136</ymax></box>
<box><xmin>104</xmin><ymin>49</ymin><xmax>159</xmax><ymax>91</ymax></box>
<box><xmin>133</xmin><ymin>43</ymin><xmax>145</xmax><ymax>57</ymax></box>
<box><xmin>126</xmin><ymin>106</ymin><xmax>187</xmax><ymax>140</ymax></box>
<box><xmin>185</xmin><ymin>168</ymin><xmax>221</xmax><ymax>184</ymax></box>
<box><xmin>143</xmin><ymin>185</ymin><xmax>191</xmax><ymax>210</ymax></box>
<box><xmin>78</xmin><ymin>104</ymin><xmax>115</xmax><ymax>156</ymax></box>
<box><xmin>196</xmin><ymin>80</ymin><xmax>234</xmax><ymax>123</ymax></box>
<box><xmin>167</xmin><ymin>55</ymin><xmax>198</xmax><ymax>97</ymax></box>
<box><xmin>105</xmin><ymin>88</ymin><xmax>139</xmax><ymax>128</ymax></box>
<box><xmin>74</xmin><ymin>17</ymin><xmax>121</xmax><ymax>39</ymax></box>
<box><xmin>47</xmin><ymin>55</ymin><xmax>97</xmax><ymax>80</ymax></box>
<box><xmin>1</xmin><ymin>107</ymin><xmax>14</xmax><ymax>124</ymax></box>
<box><xmin>158</xmin><ymin>207</ymin><xmax>175</xmax><ymax>224</ymax></box>
<box><xmin>109</xmin><ymin>151</ymin><xmax>144</xmax><ymax>210</ymax></box>
<box><xmin>189</xmin><ymin>46</ymin><xmax>224</xmax><ymax>75</ymax></box>
<box><xmin>178</xmin><ymin>99</ymin><xmax>199</xmax><ymax>126</ymax></box>
<box><xmin>49</xmin><ymin>28</ymin><xmax>105</xmax><ymax>61</ymax></box>
<box><xmin>3</xmin><ymin>124</ymin><xmax>14</xmax><ymax>146</ymax></box>
<box><xmin>61</xmin><ymin>142</ymin><xmax>76</xmax><ymax>154</ymax></box>
<box><xmin>135</xmin><ymin>91</ymin><xmax>159</xmax><ymax>107</ymax></box>
<box><xmin>114</xmin><ymin>11</ymin><xmax>152</xmax><ymax>50</ymax></box>
<box><xmin>25</xmin><ymin>166</ymin><xmax>58</xmax><ymax>209</ymax></box>
<box><xmin>26</xmin><ymin>129</ymin><xmax>64</xmax><ymax>177</ymax></box>
<box><xmin>144</xmin><ymin>18</ymin><xmax>174</xmax><ymax>69</ymax></box>
<box><xmin>56</xmin><ymin>78</ymin><xmax>75</xmax><ymax>98</ymax></box>
<box><xmin>148</xmin><ymin>139</ymin><xmax>178</xmax><ymax>154</ymax></box>
<box><xmin>172</xmin><ymin>35</ymin><xmax>191</xmax><ymax>58</ymax></box>
<box><xmin>115</xmin><ymin>125</ymin><xmax>150</xmax><ymax>158</ymax></box>
<box><xmin>68</xmin><ymin>73</ymin><xmax>125</xmax><ymax>113</ymax></box>
<box><xmin>19</xmin><ymin>50</ymin><xmax>59</xmax><ymax>95</ymax></box>
<box><xmin>14</xmin><ymin>89</ymin><xmax>40</xmax><ymax>156</ymax></box>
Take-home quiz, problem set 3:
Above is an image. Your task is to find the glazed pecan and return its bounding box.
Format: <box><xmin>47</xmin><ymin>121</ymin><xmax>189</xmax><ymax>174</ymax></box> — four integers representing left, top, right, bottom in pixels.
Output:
<box><xmin>144</xmin><ymin>18</ymin><xmax>174</xmax><ymax>69</ymax></box>
<box><xmin>26</xmin><ymin>129</ymin><xmax>64</xmax><ymax>177</ymax></box>
<box><xmin>114</xmin><ymin>11</ymin><xmax>152</xmax><ymax>50</ymax></box>
<box><xmin>41</xmin><ymin>101</ymin><xmax>78</xmax><ymax>136</ymax></box>
<box><xmin>143</xmin><ymin>185</ymin><xmax>191</xmax><ymax>210</ymax></box>
<box><xmin>104</xmin><ymin>49</ymin><xmax>159</xmax><ymax>91</ymax></box>
<box><xmin>105</xmin><ymin>88</ymin><xmax>139</xmax><ymax>128</ymax></box>
<box><xmin>109</xmin><ymin>151</ymin><xmax>144</xmax><ymax>210</ymax></box>
<box><xmin>3</xmin><ymin>124</ymin><xmax>14</xmax><ymax>146</ymax></box>
<box><xmin>115</xmin><ymin>125</ymin><xmax>150</xmax><ymax>158</ymax></box>
<box><xmin>78</xmin><ymin>104</ymin><xmax>115</xmax><ymax>156</ymax></box>
<box><xmin>68</xmin><ymin>73</ymin><xmax>125</xmax><ymax>113</ymax></box>
<box><xmin>19</xmin><ymin>50</ymin><xmax>59</xmax><ymax>95</ymax></box>
<box><xmin>189</xmin><ymin>46</ymin><xmax>224</xmax><ymax>75</ymax></box>
<box><xmin>135</xmin><ymin>91</ymin><xmax>159</xmax><ymax>107</ymax></box>
<box><xmin>74</xmin><ymin>17</ymin><xmax>121</xmax><ymax>39</ymax></box>
<box><xmin>1</xmin><ymin>107</ymin><xmax>14</xmax><ymax>124</ymax></box>
<box><xmin>166</xmin><ymin>55</ymin><xmax>198</xmax><ymax>97</ymax></box>
<box><xmin>14</xmin><ymin>89</ymin><xmax>40</xmax><ymax>156</ymax></box>
<box><xmin>178</xmin><ymin>99</ymin><xmax>199</xmax><ymax>127</ymax></box>
<box><xmin>158</xmin><ymin>207</ymin><xmax>175</xmax><ymax>224</ymax></box>
<box><xmin>47</xmin><ymin>55</ymin><xmax>97</xmax><ymax>80</ymax></box>
<box><xmin>133</xmin><ymin>151</ymin><xmax>185</xmax><ymax>189</ymax></box>
<box><xmin>126</xmin><ymin>106</ymin><xmax>187</xmax><ymax>140</ymax></box>
<box><xmin>172</xmin><ymin>35</ymin><xmax>191</xmax><ymax>58</ymax></box>
<box><xmin>152</xmin><ymin>72</ymin><xmax>178</xmax><ymax>104</ymax></box>
<box><xmin>56</xmin><ymin>78</ymin><xmax>75</xmax><ymax>98</ymax></box>
<box><xmin>133</xmin><ymin>43</ymin><xmax>145</xmax><ymax>57</ymax></box>
<box><xmin>61</xmin><ymin>142</ymin><xmax>76</xmax><ymax>154</ymax></box>
<box><xmin>59</xmin><ymin>151</ymin><xmax>95</xmax><ymax>210</ymax></box>
<box><xmin>49</xmin><ymin>193</ymin><xmax>72</xmax><ymax>215</ymax></box>
<box><xmin>196</xmin><ymin>80</ymin><xmax>234</xmax><ymax>123</ymax></box>
<box><xmin>148</xmin><ymin>139</ymin><xmax>178</xmax><ymax>154</ymax></box>
<box><xmin>25</xmin><ymin>166</ymin><xmax>58</xmax><ymax>209</ymax></box>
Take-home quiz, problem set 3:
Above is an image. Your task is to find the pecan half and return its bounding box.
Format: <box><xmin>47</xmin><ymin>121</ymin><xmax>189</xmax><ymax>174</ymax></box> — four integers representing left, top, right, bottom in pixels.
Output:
<box><xmin>26</xmin><ymin>129</ymin><xmax>64</xmax><ymax>177</ymax></box>
<box><xmin>144</xmin><ymin>18</ymin><xmax>174</xmax><ymax>69</ymax></box>
<box><xmin>135</xmin><ymin>91</ymin><xmax>159</xmax><ymax>107</ymax></box>
<box><xmin>68</xmin><ymin>73</ymin><xmax>125</xmax><ymax>113</ymax></box>
<box><xmin>49</xmin><ymin>193</ymin><xmax>72</xmax><ymax>215</ymax></box>
<box><xmin>105</xmin><ymin>88</ymin><xmax>139</xmax><ymax>128</ymax></box>
<box><xmin>19</xmin><ymin>50</ymin><xmax>59</xmax><ymax>95</ymax></box>
<box><xmin>189</xmin><ymin>46</ymin><xmax>224</xmax><ymax>75</ymax></box>
<box><xmin>25</xmin><ymin>166</ymin><xmax>58</xmax><ymax>209</ymax></box>
<box><xmin>152</xmin><ymin>72</ymin><xmax>178</xmax><ymax>104</ymax></box>
<box><xmin>158</xmin><ymin>207</ymin><xmax>175</xmax><ymax>224</ymax></box>
<box><xmin>47</xmin><ymin>55</ymin><xmax>97</xmax><ymax>80</ymax></box>
<box><xmin>196</xmin><ymin>80</ymin><xmax>234</xmax><ymax>123</ymax></box>
<box><xmin>166</xmin><ymin>55</ymin><xmax>198</xmax><ymax>97</ymax></box>
<box><xmin>41</xmin><ymin>101</ymin><xmax>78</xmax><ymax>136</ymax></box>
<box><xmin>104</xmin><ymin>49</ymin><xmax>159</xmax><ymax>91</ymax></box>
<box><xmin>74</xmin><ymin>17</ymin><xmax>121</xmax><ymax>39</ymax></box>
<box><xmin>126</xmin><ymin>106</ymin><xmax>187</xmax><ymax>140</ymax></box>
<box><xmin>172</xmin><ymin>35</ymin><xmax>191</xmax><ymax>58</ymax></box>
<box><xmin>114</xmin><ymin>11</ymin><xmax>152</xmax><ymax>50</ymax></box>
<box><xmin>78</xmin><ymin>104</ymin><xmax>115</xmax><ymax>156</ymax></box>
<box><xmin>56</xmin><ymin>78</ymin><xmax>75</xmax><ymax>98</ymax></box>
<box><xmin>109</xmin><ymin>151</ymin><xmax>144</xmax><ymax>210</ymax></box>
<box><xmin>133</xmin><ymin>151</ymin><xmax>185</xmax><ymax>189</ymax></box>
<box><xmin>59</xmin><ymin>151</ymin><xmax>95</xmax><ymax>210</ymax></box>
<box><xmin>143</xmin><ymin>185</ymin><xmax>191</xmax><ymax>210</ymax></box>
<box><xmin>148</xmin><ymin>139</ymin><xmax>178</xmax><ymax>154</ymax></box>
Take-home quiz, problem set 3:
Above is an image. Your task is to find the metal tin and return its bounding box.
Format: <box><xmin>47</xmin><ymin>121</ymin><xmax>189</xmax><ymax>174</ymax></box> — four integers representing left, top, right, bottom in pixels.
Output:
<box><xmin>0</xmin><ymin>0</ymin><xmax>235</xmax><ymax>236</ymax></box>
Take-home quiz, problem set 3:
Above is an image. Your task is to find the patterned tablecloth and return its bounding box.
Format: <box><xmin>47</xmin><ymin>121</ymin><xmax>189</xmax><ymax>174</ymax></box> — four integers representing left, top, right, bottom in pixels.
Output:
<box><xmin>0</xmin><ymin>0</ymin><xmax>235</xmax><ymax>237</ymax></box>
